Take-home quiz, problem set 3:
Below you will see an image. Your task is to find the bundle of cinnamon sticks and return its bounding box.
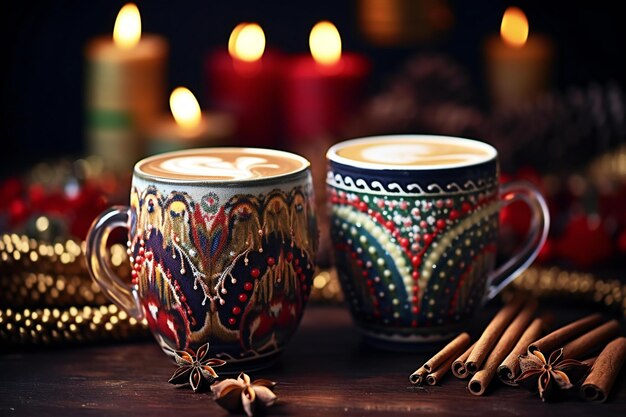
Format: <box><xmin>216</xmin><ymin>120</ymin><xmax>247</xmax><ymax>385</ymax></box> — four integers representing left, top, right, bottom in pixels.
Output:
<box><xmin>409</xmin><ymin>291</ymin><xmax>626</xmax><ymax>402</ymax></box>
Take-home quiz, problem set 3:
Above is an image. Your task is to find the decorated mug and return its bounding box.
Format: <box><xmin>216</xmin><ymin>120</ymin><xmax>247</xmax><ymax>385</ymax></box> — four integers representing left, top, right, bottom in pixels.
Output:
<box><xmin>86</xmin><ymin>148</ymin><xmax>318</xmax><ymax>369</ymax></box>
<box><xmin>326</xmin><ymin>135</ymin><xmax>549</xmax><ymax>350</ymax></box>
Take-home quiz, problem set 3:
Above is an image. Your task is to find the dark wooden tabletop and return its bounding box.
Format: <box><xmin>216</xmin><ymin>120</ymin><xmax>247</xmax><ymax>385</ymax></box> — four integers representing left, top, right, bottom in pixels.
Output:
<box><xmin>1</xmin><ymin>304</ymin><xmax>624</xmax><ymax>417</ymax></box>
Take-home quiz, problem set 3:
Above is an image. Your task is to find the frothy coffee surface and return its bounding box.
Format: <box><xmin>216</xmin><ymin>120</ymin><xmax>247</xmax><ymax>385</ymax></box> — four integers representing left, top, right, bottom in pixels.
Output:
<box><xmin>136</xmin><ymin>148</ymin><xmax>308</xmax><ymax>181</ymax></box>
<box><xmin>331</xmin><ymin>136</ymin><xmax>495</xmax><ymax>168</ymax></box>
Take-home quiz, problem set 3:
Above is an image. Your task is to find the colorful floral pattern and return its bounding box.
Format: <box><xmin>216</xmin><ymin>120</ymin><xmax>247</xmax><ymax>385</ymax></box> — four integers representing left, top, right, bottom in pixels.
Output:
<box><xmin>128</xmin><ymin>182</ymin><xmax>318</xmax><ymax>363</ymax></box>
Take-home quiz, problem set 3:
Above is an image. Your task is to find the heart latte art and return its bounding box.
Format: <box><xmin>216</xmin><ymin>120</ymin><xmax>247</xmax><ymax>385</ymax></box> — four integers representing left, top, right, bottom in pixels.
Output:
<box><xmin>137</xmin><ymin>148</ymin><xmax>309</xmax><ymax>181</ymax></box>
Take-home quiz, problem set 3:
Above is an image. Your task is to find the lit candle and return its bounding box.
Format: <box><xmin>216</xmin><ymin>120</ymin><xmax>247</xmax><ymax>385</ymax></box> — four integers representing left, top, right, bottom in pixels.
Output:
<box><xmin>484</xmin><ymin>7</ymin><xmax>554</xmax><ymax>109</ymax></box>
<box><xmin>147</xmin><ymin>87</ymin><xmax>234</xmax><ymax>155</ymax></box>
<box><xmin>85</xmin><ymin>3</ymin><xmax>168</xmax><ymax>173</ymax></box>
<box><xmin>284</xmin><ymin>21</ymin><xmax>371</xmax><ymax>142</ymax></box>
<box><xmin>204</xmin><ymin>23</ymin><xmax>283</xmax><ymax>148</ymax></box>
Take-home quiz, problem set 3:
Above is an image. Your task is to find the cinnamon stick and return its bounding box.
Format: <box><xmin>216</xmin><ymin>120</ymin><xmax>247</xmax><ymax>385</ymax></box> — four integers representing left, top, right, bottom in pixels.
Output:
<box><xmin>452</xmin><ymin>343</ymin><xmax>475</xmax><ymax>379</ymax></box>
<box><xmin>561</xmin><ymin>319</ymin><xmax>620</xmax><ymax>359</ymax></box>
<box><xmin>468</xmin><ymin>299</ymin><xmax>537</xmax><ymax>395</ymax></box>
<box><xmin>581</xmin><ymin>337</ymin><xmax>626</xmax><ymax>403</ymax></box>
<box><xmin>409</xmin><ymin>366</ymin><xmax>428</xmax><ymax>385</ymax></box>
<box><xmin>528</xmin><ymin>313</ymin><xmax>604</xmax><ymax>354</ymax></box>
<box><xmin>426</xmin><ymin>354</ymin><xmax>457</xmax><ymax>386</ymax></box>
<box><xmin>497</xmin><ymin>317</ymin><xmax>544</xmax><ymax>386</ymax></box>
<box><xmin>423</xmin><ymin>332</ymin><xmax>471</xmax><ymax>372</ymax></box>
<box><xmin>582</xmin><ymin>356</ymin><xmax>598</xmax><ymax>367</ymax></box>
<box><xmin>465</xmin><ymin>291</ymin><xmax>527</xmax><ymax>374</ymax></box>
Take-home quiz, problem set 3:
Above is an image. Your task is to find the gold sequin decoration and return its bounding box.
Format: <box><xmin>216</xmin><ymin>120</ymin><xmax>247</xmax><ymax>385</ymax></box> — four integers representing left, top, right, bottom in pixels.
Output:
<box><xmin>0</xmin><ymin>304</ymin><xmax>148</xmax><ymax>346</ymax></box>
<box><xmin>2</xmin><ymin>229</ymin><xmax>623</xmax><ymax>346</ymax></box>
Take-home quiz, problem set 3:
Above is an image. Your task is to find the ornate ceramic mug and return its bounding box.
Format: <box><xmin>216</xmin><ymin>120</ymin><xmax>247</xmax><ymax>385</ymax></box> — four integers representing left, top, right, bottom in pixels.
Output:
<box><xmin>326</xmin><ymin>135</ymin><xmax>549</xmax><ymax>350</ymax></box>
<box><xmin>86</xmin><ymin>148</ymin><xmax>318</xmax><ymax>369</ymax></box>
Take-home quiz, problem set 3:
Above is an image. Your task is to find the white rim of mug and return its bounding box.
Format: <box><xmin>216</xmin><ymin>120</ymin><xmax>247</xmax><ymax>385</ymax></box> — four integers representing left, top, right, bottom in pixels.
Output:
<box><xmin>326</xmin><ymin>134</ymin><xmax>498</xmax><ymax>170</ymax></box>
<box><xmin>134</xmin><ymin>147</ymin><xmax>311</xmax><ymax>184</ymax></box>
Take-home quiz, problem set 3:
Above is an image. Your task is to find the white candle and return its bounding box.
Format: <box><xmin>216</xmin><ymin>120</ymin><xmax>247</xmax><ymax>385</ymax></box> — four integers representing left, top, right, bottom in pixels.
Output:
<box><xmin>484</xmin><ymin>7</ymin><xmax>554</xmax><ymax>110</ymax></box>
<box><xmin>147</xmin><ymin>87</ymin><xmax>234</xmax><ymax>154</ymax></box>
<box><xmin>85</xmin><ymin>3</ymin><xmax>168</xmax><ymax>173</ymax></box>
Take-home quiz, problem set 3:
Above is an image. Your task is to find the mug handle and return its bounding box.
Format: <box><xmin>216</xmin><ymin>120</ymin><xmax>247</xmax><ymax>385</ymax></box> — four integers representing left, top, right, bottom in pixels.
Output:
<box><xmin>483</xmin><ymin>180</ymin><xmax>550</xmax><ymax>303</ymax></box>
<box><xmin>85</xmin><ymin>205</ymin><xmax>144</xmax><ymax>320</ymax></box>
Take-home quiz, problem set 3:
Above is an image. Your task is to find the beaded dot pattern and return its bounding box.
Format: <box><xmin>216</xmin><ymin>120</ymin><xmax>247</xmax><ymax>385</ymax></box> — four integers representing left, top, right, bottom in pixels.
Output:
<box><xmin>327</xmin><ymin>163</ymin><xmax>499</xmax><ymax>342</ymax></box>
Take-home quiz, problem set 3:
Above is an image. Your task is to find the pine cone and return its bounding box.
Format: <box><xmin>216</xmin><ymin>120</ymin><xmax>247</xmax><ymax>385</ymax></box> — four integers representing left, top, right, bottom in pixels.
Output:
<box><xmin>345</xmin><ymin>53</ymin><xmax>482</xmax><ymax>137</ymax></box>
<box><xmin>483</xmin><ymin>81</ymin><xmax>626</xmax><ymax>174</ymax></box>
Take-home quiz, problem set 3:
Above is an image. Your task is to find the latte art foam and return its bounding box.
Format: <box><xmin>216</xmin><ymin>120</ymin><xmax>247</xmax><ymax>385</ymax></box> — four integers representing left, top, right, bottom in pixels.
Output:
<box><xmin>329</xmin><ymin>136</ymin><xmax>496</xmax><ymax>169</ymax></box>
<box><xmin>160</xmin><ymin>156</ymin><xmax>280</xmax><ymax>180</ymax></box>
<box><xmin>136</xmin><ymin>148</ymin><xmax>309</xmax><ymax>181</ymax></box>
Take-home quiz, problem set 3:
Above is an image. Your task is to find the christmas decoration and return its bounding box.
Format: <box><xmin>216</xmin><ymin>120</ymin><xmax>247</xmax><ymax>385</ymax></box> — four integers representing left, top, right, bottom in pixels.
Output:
<box><xmin>0</xmin><ymin>157</ymin><xmax>128</xmax><ymax>241</ymax></box>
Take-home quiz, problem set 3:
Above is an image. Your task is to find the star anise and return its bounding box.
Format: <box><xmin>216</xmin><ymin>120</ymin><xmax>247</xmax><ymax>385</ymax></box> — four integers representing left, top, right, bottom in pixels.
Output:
<box><xmin>515</xmin><ymin>347</ymin><xmax>590</xmax><ymax>401</ymax></box>
<box><xmin>168</xmin><ymin>342</ymin><xmax>226</xmax><ymax>392</ymax></box>
<box><xmin>210</xmin><ymin>372</ymin><xmax>277</xmax><ymax>417</ymax></box>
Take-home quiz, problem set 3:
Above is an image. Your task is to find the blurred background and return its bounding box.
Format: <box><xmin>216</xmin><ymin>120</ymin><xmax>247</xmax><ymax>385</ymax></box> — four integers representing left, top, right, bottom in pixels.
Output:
<box><xmin>2</xmin><ymin>0</ymin><xmax>625</xmax><ymax>166</ymax></box>
<box><xmin>1</xmin><ymin>0</ymin><xmax>626</xmax><ymax>335</ymax></box>
<box><xmin>0</xmin><ymin>0</ymin><xmax>626</xmax><ymax>346</ymax></box>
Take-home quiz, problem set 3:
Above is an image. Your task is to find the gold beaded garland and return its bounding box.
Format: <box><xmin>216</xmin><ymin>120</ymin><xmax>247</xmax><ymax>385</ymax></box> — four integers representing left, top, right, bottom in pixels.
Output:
<box><xmin>0</xmin><ymin>303</ymin><xmax>148</xmax><ymax>346</ymax></box>
<box><xmin>0</xmin><ymin>233</ymin><xmax>145</xmax><ymax>347</ymax></box>
<box><xmin>1</xmin><ymin>230</ymin><xmax>623</xmax><ymax>346</ymax></box>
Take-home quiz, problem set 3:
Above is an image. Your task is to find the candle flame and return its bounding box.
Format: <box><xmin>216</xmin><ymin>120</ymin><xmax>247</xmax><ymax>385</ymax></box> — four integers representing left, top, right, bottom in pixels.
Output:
<box><xmin>170</xmin><ymin>87</ymin><xmax>201</xmax><ymax>130</ymax></box>
<box><xmin>500</xmin><ymin>7</ymin><xmax>529</xmax><ymax>47</ymax></box>
<box><xmin>228</xmin><ymin>23</ymin><xmax>247</xmax><ymax>57</ymax></box>
<box><xmin>309</xmin><ymin>21</ymin><xmax>342</xmax><ymax>66</ymax></box>
<box><xmin>113</xmin><ymin>3</ymin><xmax>141</xmax><ymax>49</ymax></box>
<box><xmin>228</xmin><ymin>23</ymin><xmax>265</xmax><ymax>62</ymax></box>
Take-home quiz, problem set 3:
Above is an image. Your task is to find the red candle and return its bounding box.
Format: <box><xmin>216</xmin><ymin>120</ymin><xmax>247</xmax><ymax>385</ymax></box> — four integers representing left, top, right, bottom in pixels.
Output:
<box><xmin>284</xmin><ymin>21</ymin><xmax>370</xmax><ymax>143</ymax></box>
<box><xmin>205</xmin><ymin>23</ymin><xmax>283</xmax><ymax>148</ymax></box>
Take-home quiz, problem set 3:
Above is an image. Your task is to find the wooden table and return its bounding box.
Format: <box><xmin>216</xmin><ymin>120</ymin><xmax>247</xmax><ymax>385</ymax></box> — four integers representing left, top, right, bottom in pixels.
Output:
<box><xmin>1</xmin><ymin>304</ymin><xmax>624</xmax><ymax>416</ymax></box>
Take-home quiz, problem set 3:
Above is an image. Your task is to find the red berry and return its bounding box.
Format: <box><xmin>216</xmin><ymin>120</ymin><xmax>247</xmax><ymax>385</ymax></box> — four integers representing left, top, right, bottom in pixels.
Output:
<box><xmin>267</xmin><ymin>256</ymin><xmax>275</xmax><ymax>266</ymax></box>
<box><xmin>555</xmin><ymin>215</ymin><xmax>614</xmax><ymax>269</ymax></box>
<box><xmin>238</xmin><ymin>294</ymin><xmax>248</xmax><ymax>302</ymax></box>
<box><xmin>232</xmin><ymin>307</ymin><xmax>241</xmax><ymax>315</ymax></box>
<box><xmin>618</xmin><ymin>230</ymin><xmax>626</xmax><ymax>253</ymax></box>
<box><xmin>250</xmin><ymin>268</ymin><xmax>260</xmax><ymax>278</ymax></box>
<box><xmin>8</xmin><ymin>199</ymin><xmax>29</xmax><ymax>226</ymax></box>
<box><xmin>228</xmin><ymin>318</ymin><xmax>236</xmax><ymax>326</ymax></box>
<box><xmin>436</xmin><ymin>219</ymin><xmax>446</xmax><ymax>230</ymax></box>
<box><xmin>449</xmin><ymin>209</ymin><xmax>459</xmax><ymax>220</ymax></box>
<box><xmin>244</xmin><ymin>282</ymin><xmax>253</xmax><ymax>291</ymax></box>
